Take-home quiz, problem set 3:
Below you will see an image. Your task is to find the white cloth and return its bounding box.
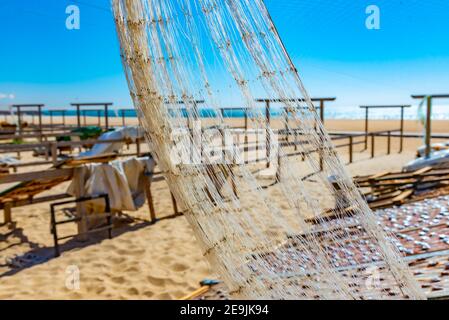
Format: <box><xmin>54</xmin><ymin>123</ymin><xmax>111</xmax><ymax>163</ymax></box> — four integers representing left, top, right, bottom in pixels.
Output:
<box><xmin>67</xmin><ymin>156</ymin><xmax>155</xmax><ymax>213</ymax></box>
<box><xmin>79</xmin><ymin>126</ymin><xmax>144</xmax><ymax>158</ymax></box>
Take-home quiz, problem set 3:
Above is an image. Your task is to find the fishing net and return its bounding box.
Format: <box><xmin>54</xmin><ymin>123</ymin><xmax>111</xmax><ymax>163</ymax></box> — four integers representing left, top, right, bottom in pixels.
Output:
<box><xmin>112</xmin><ymin>0</ymin><xmax>425</xmax><ymax>299</ymax></box>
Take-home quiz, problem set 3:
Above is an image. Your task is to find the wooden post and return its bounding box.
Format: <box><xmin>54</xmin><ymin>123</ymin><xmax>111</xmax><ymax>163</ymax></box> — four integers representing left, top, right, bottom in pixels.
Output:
<box><xmin>51</xmin><ymin>142</ymin><xmax>58</xmax><ymax>165</ymax></box>
<box><xmin>244</xmin><ymin>109</ymin><xmax>248</xmax><ymax>147</ymax></box>
<box><xmin>17</xmin><ymin>106</ymin><xmax>22</xmax><ymax>136</ymax></box>
<box><xmin>76</xmin><ymin>105</ymin><xmax>81</xmax><ymax>128</ymax></box>
<box><xmin>171</xmin><ymin>193</ymin><xmax>179</xmax><ymax>216</ymax></box>
<box><xmin>319</xmin><ymin>151</ymin><xmax>324</xmax><ymax>172</ymax></box>
<box><xmin>400</xmin><ymin>106</ymin><xmax>405</xmax><ymax>153</ymax></box>
<box><xmin>276</xmin><ymin>152</ymin><xmax>282</xmax><ymax>182</ymax></box>
<box><xmin>319</xmin><ymin>99</ymin><xmax>325</xmax><ymax>124</ymax></box>
<box><xmin>45</xmin><ymin>142</ymin><xmax>50</xmax><ymax>161</ymax></box>
<box><xmin>371</xmin><ymin>133</ymin><xmax>375</xmax><ymax>159</ymax></box>
<box><xmin>387</xmin><ymin>131</ymin><xmax>391</xmax><ymax>155</ymax></box>
<box><xmin>220</xmin><ymin>128</ymin><xmax>226</xmax><ymax>162</ymax></box>
<box><xmin>256</xmin><ymin>128</ymin><xmax>259</xmax><ymax>162</ymax></box>
<box><xmin>38</xmin><ymin>105</ymin><xmax>43</xmax><ymax>142</ymax></box>
<box><xmin>3</xmin><ymin>202</ymin><xmax>12</xmax><ymax>224</ymax></box>
<box><xmin>349</xmin><ymin>136</ymin><xmax>353</xmax><ymax>164</ymax></box>
<box><xmin>294</xmin><ymin>129</ymin><xmax>298</xmax><ymax>151</ymax></box>
<box><xmin>144</xmin><ymin>176</ymin><xmax>157</xmax><ymax>223</ymax></box>
<box><xmin>62</xmin><ymin>111</ymin><xmax>66</xmax><ymax>126</ymax></box>
<box><xmin>105</xmin><ymin>104</ymin><xmax>109</xmax><ymax>130</ymax></box>
<box><xmin>136</xmin><ymin>138</ymin><xmax>141</xmax><ymax>156</ymax></box>
<box><xmin>97</xmin><ymin>110</ymin><xmax>101</xmax><ymax>127</ymax></box>
<box><xmin>319</xmin><ymin>100</ymin><xmax>325</xmax><ymax>172</ymax></box>
<box><xmin>265</xmin><ymin>100</ymin><xmax>271</xmax><ymax>168</ymax></box>
<box><xmin>425</xmin><ymin>96</ymin><xmax>432</xmax><ymax>158</ymax></box>
<box><xmin>74</xmin><ymin>167</ymin><xmax>88</xmax><ymax>241</ymax></box>
<box><xmin>364</xmin><ymin>107</ymin><xmax>369</xmax><ymax>150</ymax></box>
<box><xmin>122</xmin><ymin>110</ymin><xmax>126</xmax><ymax>127</ymax></box>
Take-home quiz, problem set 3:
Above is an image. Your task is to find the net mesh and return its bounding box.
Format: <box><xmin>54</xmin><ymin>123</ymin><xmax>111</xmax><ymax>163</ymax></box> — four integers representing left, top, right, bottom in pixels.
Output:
<box><xmin>112</xmin><ymin>0</ymin><xmax>425</xmax><ymax>299</ymax></box>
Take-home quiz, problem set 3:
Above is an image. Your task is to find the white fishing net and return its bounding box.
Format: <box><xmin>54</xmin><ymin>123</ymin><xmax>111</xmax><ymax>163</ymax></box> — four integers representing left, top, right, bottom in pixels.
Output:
<box><xmin>112</xmin><ymin>0</ymin><xmax>425</xmax><ymax>299</ymax></box>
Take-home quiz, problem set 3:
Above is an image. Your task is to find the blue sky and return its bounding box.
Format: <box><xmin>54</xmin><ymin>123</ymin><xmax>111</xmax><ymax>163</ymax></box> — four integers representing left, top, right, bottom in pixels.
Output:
<box><xmin>1</xmin><ymin>0</ymin><xmax>449</xmax><ymax>109</ymax></box>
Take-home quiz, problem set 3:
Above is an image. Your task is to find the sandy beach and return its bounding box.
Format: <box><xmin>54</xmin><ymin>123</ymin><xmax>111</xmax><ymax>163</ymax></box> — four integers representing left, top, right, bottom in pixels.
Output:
<box><xmin>0</xmin><ymin>116</ymin><xmax>448</xmax><ymax>299</ymax></box>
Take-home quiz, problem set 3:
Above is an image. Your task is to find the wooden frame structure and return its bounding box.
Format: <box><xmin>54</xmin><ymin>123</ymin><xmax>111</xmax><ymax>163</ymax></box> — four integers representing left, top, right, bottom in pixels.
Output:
<box><xmin>0</xmin><ymin>155</ymin><xmax>179</xmax><ymax>227</ymax></box>
<box><xmin>11</xmin><ymin>104</ymin><xmax>44</xmax><ymax>137</ymax></box>
<box><xmin>411</xmin><ymin>94</ymin><xmax>449</xmax><ymax>158</ymax></box>
<box><xmin>70</xmin><ymin>102</ymin><xmax>113</xmax><ymax>130</ymax></box>
<box><xmin>47</xmin><ymin>109</ymin><xmax>68</xmax><ymax>128</ymax></box>
<box><xmin>0</xmin><ymin>110</ymin><xmax>10</xmax><ymax>121</ymax></box>
<box><xmin>255</xmin><ymin>97</ymin><xmax>336</xmax><ymax>169</ymax></box>
<box><xmin>255</xmin><ymin>97</ymin><xmax>336</xmax><ymax>123</ymax></box>
<box><xmin>0</xmin><ymin>137</ymin><xmax>148</xmax><ymax>171</ymax></box>
<box><xmin>50</xmin><ymin>194</ymin><xmax>112</xmax><ymax>257</ymax></box>
<box><xmin>360</xmin><ymin>105</ymin><xmax>411</xmax><ymax>153</ymax></box>
<box><xmin>118</xmin><ymin>109</ymin><xmax>136</xmax><ymax>127</ymax></box>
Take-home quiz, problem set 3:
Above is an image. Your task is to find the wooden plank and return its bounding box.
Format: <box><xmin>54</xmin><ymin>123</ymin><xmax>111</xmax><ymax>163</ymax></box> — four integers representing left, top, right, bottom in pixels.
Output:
<box><xmin>392</xmin><ymin>189</ymin><xmax>415</xmax><ymax>204</ymax></box>
<box><xmin>62</xmin><ymin>154</ymin><xmax>118</xmax><ymax>167</ymax></box>
<box><xmin>366</xmin><ymin>190</ymin><xmax>402</xmax><ymax>202</ymax></box>
<box><xmin>0</xmin><ymin>193</ymin><xmax>71</xmax><ymax>210</ymax></box>
<box><xmin>0</xmin><ymin>168</ymin><xmax>74</xmax><ymax>184</ymax></box>
<box><xmin>180</xmin><ymin>286</ymin><xmax>210</xmax><ymax>300</ymax></box>
<box><xmin>0</xmin><ymin>137</ymin><xmax>146</xmax><ymax>152</ymax></box>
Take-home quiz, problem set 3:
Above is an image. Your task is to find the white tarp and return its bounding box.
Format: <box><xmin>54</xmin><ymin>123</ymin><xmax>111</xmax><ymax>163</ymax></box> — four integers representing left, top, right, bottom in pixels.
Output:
<box><xmin>416</xmin><ymin>141</ymin><xmax>449</xmax><ymax>157</ymax></box>
<box><xmin>404</xmin><ymin>149</ymin><xmax>449</xmax><ymax>172</ymax></box>
<box><xmin>67</xmin><ymin>156</ymin><xmax>155</xmax><ymax>213</ymax></box>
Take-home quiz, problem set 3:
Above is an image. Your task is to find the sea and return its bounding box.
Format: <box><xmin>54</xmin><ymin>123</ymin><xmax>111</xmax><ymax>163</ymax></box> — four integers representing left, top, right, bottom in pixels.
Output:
<box><xmin>39</xmin><ymin>104</ymin><xmax>449</xmax><ymax>120</ymax></box>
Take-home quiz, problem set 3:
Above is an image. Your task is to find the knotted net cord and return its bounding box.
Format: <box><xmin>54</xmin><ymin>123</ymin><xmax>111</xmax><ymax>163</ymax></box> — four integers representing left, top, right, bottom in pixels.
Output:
<box><xmin>112</xmin><ymin>0</ymin><xmax>425</xmax><ymax>299</ymax></box>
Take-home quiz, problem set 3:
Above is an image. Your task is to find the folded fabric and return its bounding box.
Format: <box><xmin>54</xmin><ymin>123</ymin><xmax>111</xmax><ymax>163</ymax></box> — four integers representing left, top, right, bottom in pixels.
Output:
<box><xmin>67</xmin><ymin>156</ymin><xmax>155</xmax><ymax>213</ymax></box>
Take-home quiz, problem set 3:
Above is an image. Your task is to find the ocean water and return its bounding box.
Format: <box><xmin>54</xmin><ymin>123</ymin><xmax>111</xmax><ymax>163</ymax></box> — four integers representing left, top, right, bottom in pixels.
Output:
<box><xmin>41</xmin><ymin>104</ymin><xmax>449</xmax><ymax>120</ymax></box>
